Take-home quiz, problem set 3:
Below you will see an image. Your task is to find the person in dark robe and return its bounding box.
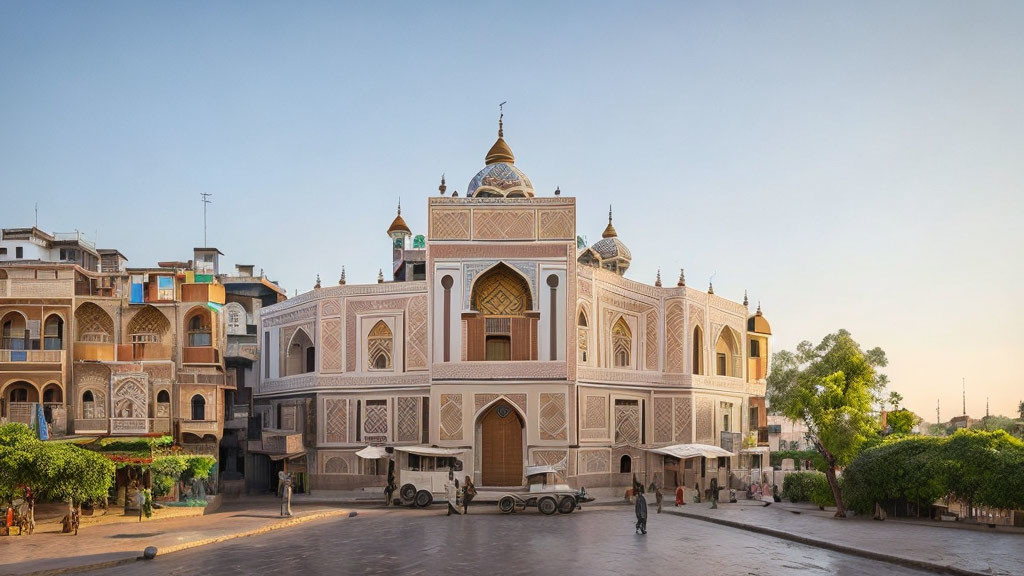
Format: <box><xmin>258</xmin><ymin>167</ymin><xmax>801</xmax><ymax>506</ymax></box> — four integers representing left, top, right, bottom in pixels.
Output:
<box><xmin>463</xmin><ymin>476</ymin><xmax>476</xmax><ymax>514</ymax></box>
<box><xmin>384</xmin><ymin>459</ymin><xmax>396</xmax><ymax>507</ymax></box>
<box><xmin>634</xmin><ymin>489</ymin><xmax>648</xmax><ymax>534</ymax></box>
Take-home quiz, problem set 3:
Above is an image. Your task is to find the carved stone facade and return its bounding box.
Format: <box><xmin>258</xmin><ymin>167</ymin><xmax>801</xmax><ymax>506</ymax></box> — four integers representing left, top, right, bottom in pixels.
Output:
<box><xmin>253</xmin><ymin>126</ymin><xmax>770</xmax><ymax>492</ymax></box>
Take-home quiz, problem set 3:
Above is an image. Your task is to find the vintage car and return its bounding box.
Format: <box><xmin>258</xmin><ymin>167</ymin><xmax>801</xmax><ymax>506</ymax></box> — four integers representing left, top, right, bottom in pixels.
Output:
<box><xmin>358</xmin><ymin>445</ymin><xmax>467</xmax><ymax>508</ymax></box>
<box><xmin>497</xmin><ymin>465</ymin><xmax>594</xmax><ymax>515</ymax></box>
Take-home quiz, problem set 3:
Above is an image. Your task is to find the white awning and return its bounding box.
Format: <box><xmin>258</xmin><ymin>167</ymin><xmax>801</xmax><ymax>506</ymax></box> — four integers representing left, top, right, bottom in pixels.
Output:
<box><xmin>393</xmin><ymin>445</ymin><xmax>467</xmax><ymax>457</ymax></box>
<box><xmin>355</xmin><ymin>446</ymin><xmax>389</xmax><ymax>459</ymax></box>
<box><xmin>525</xmin><ymin>465</ymin><xmax>559</xmax><ymax>477</ymax></box>
<box><xmin>740</xmin><ymin>446</ymin><xmax>770</xmax><ymax>454</ymax></box>
<box><xmin>646</xmin><ymin>443</ymin><xmax>734</xmax><ymax>459</ymax></box>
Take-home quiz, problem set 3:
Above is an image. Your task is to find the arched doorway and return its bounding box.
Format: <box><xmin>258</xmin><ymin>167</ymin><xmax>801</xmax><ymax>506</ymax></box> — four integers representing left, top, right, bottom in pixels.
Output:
<box><xmin>479</xmin><ymin>400</ymin><xmax>524</xmax><ymax>486</ymax></box>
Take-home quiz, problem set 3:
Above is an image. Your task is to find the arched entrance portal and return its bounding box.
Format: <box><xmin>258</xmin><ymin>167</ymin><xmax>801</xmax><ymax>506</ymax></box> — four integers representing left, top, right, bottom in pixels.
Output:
<box><xmin>479</xmin><ymin>400</ymin><xmax>524</xmax><ymax>486</ymax></box>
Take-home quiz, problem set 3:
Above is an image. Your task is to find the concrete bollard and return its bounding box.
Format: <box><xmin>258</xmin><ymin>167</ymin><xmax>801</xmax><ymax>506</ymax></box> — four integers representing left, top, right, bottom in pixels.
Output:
<box><xmin>142</xmin><ymin>546</ymin><xmax>158</xmax><ymax>560</ymax></box>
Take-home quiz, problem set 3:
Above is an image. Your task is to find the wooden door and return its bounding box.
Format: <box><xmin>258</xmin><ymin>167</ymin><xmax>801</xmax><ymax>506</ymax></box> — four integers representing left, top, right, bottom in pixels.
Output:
<box><xmin>481</xmin><ymin>401</ymin><xmax>523</xmax><ymax>486</ymax></box>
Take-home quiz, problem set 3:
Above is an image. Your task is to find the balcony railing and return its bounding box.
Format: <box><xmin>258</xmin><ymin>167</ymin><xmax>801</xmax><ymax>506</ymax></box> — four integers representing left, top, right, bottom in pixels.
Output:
<box><xmin>73</xmin><ymin>418</ymin><xmax>109</xmax><ymax>434</ymax></box>
<box><xmin>182</xmin><ymin>419</ymin><xmax>219</xmax><ymax>434</ymax></box>
<box><xmin>0</xmin><ymin>349</ymin><xmax>64</xmax><ymax>363</ymax></box>
<box><xmin>183</xmin><ymin>346</ymin><xmax>219</xmax><ymax>364</ymax></box>
<box><xmin>117</xmin><ymin>343</ymin><xmax>172</xmax><ymax>361</ymax></box>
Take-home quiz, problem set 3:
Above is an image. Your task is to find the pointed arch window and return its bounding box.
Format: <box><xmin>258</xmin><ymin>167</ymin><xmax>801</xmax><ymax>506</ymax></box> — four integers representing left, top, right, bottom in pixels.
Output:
<box><xmin>191</xmin><ymin>394</ymin><xmax>206</xmax><ymax>421</ymax></box>
<box><xmin>367</xmin><ymin>320</ymin><xmax>393</xmax><ymax>370</ymax></box>
<box><xmin>692</xmin><ymin>326</ymin><xmax>704</xmax><ymax>375</ymax></box>
<box><xmin>612</xmin><ymin>317</ymin><xmax>631</xmax><ymax>368</ymax></box>
<box><xmin>577</xmin><ymin>309</ymin><xmax>589</xmax><ymax>363</ymax></box>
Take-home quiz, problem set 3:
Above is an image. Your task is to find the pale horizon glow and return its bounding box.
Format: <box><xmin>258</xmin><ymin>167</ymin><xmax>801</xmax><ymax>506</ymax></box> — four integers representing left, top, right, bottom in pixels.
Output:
<box><xmin>1</xmin><ymin>1</ymin><xmax>1021</xmax><ymax>420</ymax></box>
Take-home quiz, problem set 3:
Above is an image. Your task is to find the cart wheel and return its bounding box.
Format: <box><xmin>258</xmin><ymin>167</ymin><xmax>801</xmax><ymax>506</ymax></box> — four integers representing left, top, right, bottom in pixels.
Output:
<box><xmin>414</xmin><ymin>490</ymin><xmax>433</xmax><ymax>508</ymax></box>
<box><xmin>557</xmin><ymin>496</ymin><xmax>576</xmax><ymax>514</ymax></box>
<box><xmin>538</xmin><ymin>497</ymin><xmax>557</xmax><ymax>515</ymax></box>
<box><xmin>400</xmin><ymin>483</ymin><xmax>417</xmax><ymax>504</ymax></box>
<box><xmin>499</xmin><ymin>496</ymin><xmax>516</xmax><ymax>514</ymax></box>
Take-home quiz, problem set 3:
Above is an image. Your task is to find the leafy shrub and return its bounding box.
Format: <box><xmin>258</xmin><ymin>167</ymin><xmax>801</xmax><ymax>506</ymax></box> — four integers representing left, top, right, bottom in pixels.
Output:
<box><xmin>782</xmin><ymin>471</ymin><xmax>828</xmax><ymax>503</ymax></box>
<box><xmin>770</xmin><ymin>450</ymin><xmax>826</xmax><ymax>472</ymax></box>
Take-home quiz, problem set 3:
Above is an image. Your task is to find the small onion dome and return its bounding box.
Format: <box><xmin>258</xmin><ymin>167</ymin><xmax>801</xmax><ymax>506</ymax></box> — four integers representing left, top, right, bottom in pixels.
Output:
<box><xmin>387</xmin><ymin>201</ymin><xmax>410</xmax><ymax>235</ymax></box>
<box><xmin>747</xmin><ymin>304</ymin><xmax>772</xmax><ymax>335</ymax></box>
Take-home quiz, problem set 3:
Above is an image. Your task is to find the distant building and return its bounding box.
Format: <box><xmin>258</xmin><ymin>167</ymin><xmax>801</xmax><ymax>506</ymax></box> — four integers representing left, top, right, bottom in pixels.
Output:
<box><xmin>766</xmin><ymin>415</ymin><xmax>812</xmax><ymax>451</ymax></box>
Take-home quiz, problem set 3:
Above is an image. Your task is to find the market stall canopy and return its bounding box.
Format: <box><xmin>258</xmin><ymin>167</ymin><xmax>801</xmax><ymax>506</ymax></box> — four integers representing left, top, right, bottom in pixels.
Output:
<box><xmin>355</xmin><ymin>446</ymin><xmax>390</xmax><ymax>459</ymax></box>
<box><xmin>267</xmin><ymin>451</ymin><xmax>306</xmax><ymax>461</ymax></box>
<box><xmin>646</xmin><ymin>443</ymin><xmax>734</xmax><ymax>459</ymax></box>
<box><xmin>393</xmin><ymin>445</ymin><xmax>467</xmax><ymax>457</ymax></box>
<box><xmin>525</xmin><ymin>465</ymin><xmax>559</xmax><ymax>477</ymax></box>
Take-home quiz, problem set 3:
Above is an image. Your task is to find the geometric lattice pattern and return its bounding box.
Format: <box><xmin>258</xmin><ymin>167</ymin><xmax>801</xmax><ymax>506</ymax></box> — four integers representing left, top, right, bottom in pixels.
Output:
<box><xmin>396</xmin><ymin>397</ymin><xmax>419</xmax><ymax>442</ymax></box>
<box><xmin>646</xmin><ymin>310</ymin><xmax>659</xmax><ymax>370</ymax></box>
<box><xmin>674</xmin><ymin>397</ymin><xmax>693</xmax><ymax>443</ymax></box>
<box><xmin>439</xmin><ymin>394</ymin><xmax>463</xmax><ymax>441</ymax></box>
<box><xmin>474</xmin><ymin>209</ymin><xmax>535</xmax><ymax>240</ymax></box>
<box><xmin>405</xmin><ymin>295</ymin><xmax>428</xmax><ymax>370</ymax></box>
<box><xmin>364</xmin><ymin>401</ymin><xmax>388</xmax><ymax>436</ymax></box>
<box><xmin>653</xmin><ymin>397</ymin><xmax>673</xmax><ymax>443</ymax></box>
<box><xmin>578</xmin><ymin>449</ymin><xmax>610</xmax><ymax>474</ymax></box>
<box><xmin>320</xmin><ymin>318</ymin><xmax>343</xmax><ymax>373</ymax></box>
<box><xmin>471</xmin><ymin>264</ymin><xmax>532</xmax><ymax>315</ymax></box>
<box><xmin>367</xmin><ymin>320</ymin><xmax>393</xmax><ymax>370</ymax></box>
<box><xmin>612</xmin><ymin>317</ymin><xmax>631</xmax><ymax>368</ymax></box>
<box><xmin>324</xmin><ymin>398</ymin><xmax>348</xmax><ymax>444</ymax></box>
<box><xmin>431</xmin><ymin>209</ymin><xmax>471</xmax><ymax>240</ymax></box>
<box><xmin>696</xmin><ymin>397</ymin><xmax>714</xmax><ymax>444</ymax></box>
<box><xmin>539</xmin><ymin>393</ymin><xmax>566</xmax><ymax>441</ymax></box>
<box><xmin>532</xmin><ymin>449</ymin><xmax>569</xmax><ymax>476</ymax></box>
<box><xmin>584</xmin><ymin>396</ymin><xmax>607</xmax><ymax>430</ymax></box>
<box><xmin>126</xmin><ymin>306</ymin><xmax>170</xmax><ymax>341</ymax></box>
<box><xmin>665</xmin><ymin>302</ymin><xmax>684</xmax><ymax>373</ymax></box>
<box><xmin>538</xmin><ymin>208</ymin><xmax>574</xmax><ymax>240</ymax></box>
<box><xmin>323</xmin><ymin>454</ymin><xmax>351</xmax><ymax>474</ymax></box>
<box><xmin>614</xmin><ymin>402</ymin><xmax>641</xmax><ymax>445</ymax></box>
<box><xmin>75</xmin><ymin>302</ymin><xmax>114</xmax><ymax>343</ymax></box>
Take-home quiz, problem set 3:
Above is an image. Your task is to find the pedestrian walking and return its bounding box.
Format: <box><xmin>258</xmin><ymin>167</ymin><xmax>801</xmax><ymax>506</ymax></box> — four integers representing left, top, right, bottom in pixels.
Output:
<box><xmin>654</xmin><ymin>485</ymin><xmax>663</xmax><ymax>513</ymax></box>
<box><xmin>384</xmin><ymin>459</ymin><xmax>396</xmax><ymax>507</ymax></box>
<box><xmin>462</xmin><ymin>476</ymin><xmax>476</xmax><ymax>515</ymax></box>
<box><xmin>279</xmin><ymin>472</ymin><xmax>293</xmax><ymax>517</ymax></box>
<box><xmin>675</xmin><ymin>485</ymin><xmax>685</xmax><ymax>506</ymax></box>
<box><xmin>135</xmin><ymin>488</ymin><xmax>146</xmax><ymax>523</ymax></box>
<box><xmin>446</xmin><ymin>477</ymin><xmax>461</xmax><ymax>516</ymax></box>
<box><xmin>634</xmin><ymin>490</ymin><xmax>648</xmax><ymax>535</ymax></box>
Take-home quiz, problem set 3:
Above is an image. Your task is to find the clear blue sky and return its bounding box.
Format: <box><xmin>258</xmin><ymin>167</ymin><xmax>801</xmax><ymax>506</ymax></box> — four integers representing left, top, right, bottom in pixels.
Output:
<box><xmin>2</xmin><ymin>1</ymin><xmax>1022</xmax><ymax>420</ymax></box>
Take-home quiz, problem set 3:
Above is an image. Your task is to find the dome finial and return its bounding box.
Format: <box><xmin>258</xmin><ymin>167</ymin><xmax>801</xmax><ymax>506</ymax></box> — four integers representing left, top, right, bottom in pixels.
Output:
<box><xmin>314</xmin><ymin>274</ymin><xmax>321</xmax><ymax>290</ymax></box>
<box><xmin>602</xmin><ymin>205</ymin><xmax>618</xmax><ymax>238</ymax></box>
<box><xmin>756</xmin><ymin>301</ymin><xmax>763</xmax><ymax>316</ymax></box>
<box><xmin>387</xmin><ymin>198</ymin><xmax>411</xmax><ymax>236</ymax></box>
<box><xmin>439</xmin><ymin>173</ymin><xmax>447</xmax><ymax>195</ymax></box>
<box><xmin>655</xmin><ymin>268</ymin><xmax>662</xmax><ymax>287</ymax></box>
<box><xmin>678</xmin><ymin>268</ymin><xmax>686</xmax><ymax>287</ymax></box>
<box><xmin>397</xmin><ymin>197</ymin><xmax>401</xmax><ymax>216</ymax></box>
<box><xmin>377</xmin><ymin>269</ymin><xmax>384</xmax><ymax>284</ymax></box>
<box><xmin>339</xmin><ymin>266</ymin><xmax>346</xmax><ymax>285</ymax></box>
<box><xmin>708</xmin><ymin>281</ymin><xmax>714</xmax><ymax>295</ymax></box>
<box><xmin>498</xmin><ymin>100</ymin><xmax>506</xmax><ymax>137</ymax></box>
<box><xmin>743</xmin><ymin>290</ymin><xmax>749</xmax><ymax>307</ymax></box>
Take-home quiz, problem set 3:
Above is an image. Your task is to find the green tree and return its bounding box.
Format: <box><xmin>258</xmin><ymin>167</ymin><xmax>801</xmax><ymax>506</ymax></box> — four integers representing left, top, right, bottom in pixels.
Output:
<box><xmin>979</xmin><ymin>415</ymin><xmax>1016</xmax><ymax>433</ymax></box>
<box><xmin>939</xmin><ymin>429</ymin><xmax>1024</xmax><ymax>517</ymax></box>
<box><xmin>1018</xmin><ymin>400</ymin><xmax>1024</xmax><ymax>420</ymax></box>
<box><xmin>887</xmin><ymin>391</ymin><xmax>903</xmax><ymax>411</ymax></box>
<box><xmin>887</xmin><ymin>409</ymin><xmax>919</xmax><ymax>435</ymax></box>
<box><xmin>32</xmin><ymin>442</ymin><xmax>115</xmax><ymax>517</ymax></box>
<box><xmin>777</xmin><ymin>330</ymin><xmax>886</xmax><ymax>517</ymax></box>
<box><xmin>0</xmin><ymin>423</ymin><xmax>38</xmax><ymax>506</ymax></box>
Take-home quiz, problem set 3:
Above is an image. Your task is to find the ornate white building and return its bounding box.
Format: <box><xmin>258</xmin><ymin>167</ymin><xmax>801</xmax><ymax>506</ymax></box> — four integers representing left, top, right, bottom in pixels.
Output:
<box><xmin>254</xmin><ymin>120</ymin><xmax>772</xmax><ymax>491</ymax></box>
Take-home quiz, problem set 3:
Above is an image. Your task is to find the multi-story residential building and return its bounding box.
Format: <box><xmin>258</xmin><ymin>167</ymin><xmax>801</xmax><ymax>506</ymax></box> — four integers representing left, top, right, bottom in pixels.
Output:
<box><xmin>252</xmin><ymin>121</ymin><xmax>774</xmax><ymax>493</ymax></box>
<box><xmin>1</xmin><ymin>230</ymin><xmax>233</xmax><ymax>457</ymax></box>
<box><xmin>220</xmin><ymin>264</ymin><xmax>287</xmax><ymax>492</ymax></box>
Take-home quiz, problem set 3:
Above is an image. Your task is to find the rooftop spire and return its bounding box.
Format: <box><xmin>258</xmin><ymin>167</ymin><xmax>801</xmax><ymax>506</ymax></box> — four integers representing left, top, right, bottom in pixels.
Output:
<box><xmin>439</xmin><ymin>173</ymin><xmax>447</xmax><ymax>195</ymax></box>
<box><xmin>677</xmin><ymin>268</ymin><xmax>686</xmax><ymax>287</ymax></box>
<box><xmin>743</xmin><ymin>290</ymin><xmax>749</xmax><ymax>308</ymax></box>
<box><xmin>485</xmin><ymin>102</ymin><xmax>515</xmax><ymax>165</ymax></box>
<box><xmin>377</xmin><ymin>269</ymin><xmax>384</xmax><ymax>284</ymax></box>
<box><xmin>708</xmin><ymin>281</ymin><xmax>714</xmax><ymax>295</ymax></box>
<box><xmin>339</xmin><ymin>266</ymin><xmax>346</xmax><ymax>285</ymax></box>
<box><xmin>314</xmin><ymin>274</ymin><xmax>321</xmax><ymax>290</ymax></box>
<box><xmin>602</xmin><ymin>205</ymin><xmax>618</xmax><ymax>238</ymax></box>
<box><xmin>655</xmin><ymin>269</ymin><xmax>662</xmax><ymax>287</ymax></box>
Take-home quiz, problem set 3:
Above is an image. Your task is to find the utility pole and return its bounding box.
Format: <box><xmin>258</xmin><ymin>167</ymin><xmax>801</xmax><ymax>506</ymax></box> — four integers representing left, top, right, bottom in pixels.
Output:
<box><xmin>200</xmin><ymin>193</ymin><xmax>213</xmax><ymax>247</ymax></box>
<box><xmin>936</xmin><ymin>399</ymin><xmax>940</xmax><ymax>426</ymax></box>
<box><xmin>962</xmin><ymin>377</ymin><xmax>966</xmax><ymax>416</ymax></box>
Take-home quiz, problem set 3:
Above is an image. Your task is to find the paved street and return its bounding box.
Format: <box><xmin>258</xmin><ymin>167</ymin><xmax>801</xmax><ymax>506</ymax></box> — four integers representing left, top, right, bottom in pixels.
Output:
<box><xmin>84</xmin><ymin>506</ymin><xmax>938</xmax><ymax>576</ymax></box>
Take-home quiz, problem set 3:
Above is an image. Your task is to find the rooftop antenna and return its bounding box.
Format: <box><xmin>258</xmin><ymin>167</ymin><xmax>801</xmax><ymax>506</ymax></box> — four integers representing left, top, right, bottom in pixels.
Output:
<box><xmin>200</xmin><ymin>193</ymin><xmax>214</xmax><ymax>247</ymax></box>
<box><xmin>34</xmin><ymin>203</ymin><xmax>38</xmax><ymax>228</ymax></box>
<box><xmin>936</xmin><ymin>399</ymin><xmax>940</xmax><ymax>426</ymax></box>
<box><xmin>986</xmin><ymin>397</ymin><xmax>989</xmax><ymax>418</ymax></box>
<box><xmin>962</xmin><ymin>377</ymin><xmax>966</xmax><ymax>416</ymax></box>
